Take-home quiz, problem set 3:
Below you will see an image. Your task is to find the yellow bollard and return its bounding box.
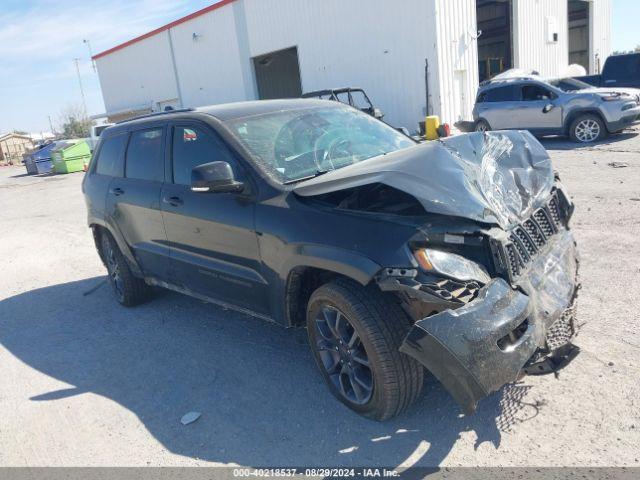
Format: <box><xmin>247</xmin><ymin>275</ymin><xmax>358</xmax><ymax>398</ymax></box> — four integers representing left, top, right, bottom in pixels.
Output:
<box><xmin>425</xmin><ymin>115</ymin><xmax>440</xmax><ymax>140</ymax></box>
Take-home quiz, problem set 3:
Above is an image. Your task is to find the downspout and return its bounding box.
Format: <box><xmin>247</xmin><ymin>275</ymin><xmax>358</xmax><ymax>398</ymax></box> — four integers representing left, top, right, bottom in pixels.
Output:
<box><xmin>425</xmin><ymin>58</ymin><xmax>430</xmax><ymax>116</ymax></box>
<box><xmin>167</xmin><ymin>29</ymin><xmax>185</xmax><ymax>108</ymax></box>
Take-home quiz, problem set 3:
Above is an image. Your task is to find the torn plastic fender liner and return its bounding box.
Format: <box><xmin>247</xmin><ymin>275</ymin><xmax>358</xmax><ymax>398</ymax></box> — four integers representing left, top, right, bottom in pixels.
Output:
<box><xmin>399</xmin><ymin>279</ymin><xmax>536</xmax><ymax>415</ymax></box>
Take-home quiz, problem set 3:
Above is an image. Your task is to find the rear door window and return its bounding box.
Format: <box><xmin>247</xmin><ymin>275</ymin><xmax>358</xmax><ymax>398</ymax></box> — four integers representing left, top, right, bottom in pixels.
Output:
<box><xmin>125</xmin><ymin>128</ymin><xmax>165</xmax><ymax>182</ymax></box>
<box><xmin>95</xmin><ymin>134</ymin><xmax>127</xmax><ymax>177</ymax></box>
<box><xmin>521</xmin><ymin>85</ymin><xmax>556</xmax><ymax>101</ymax></box>
<box><xmin>171</xmin><ymin>125</ymin><xmax>239</xmax><ymax>186</ymax></box>
<box><xmin>484</xmin><ymin>85</ymin><xmax>520</xmax><ymax>102</ymax></box>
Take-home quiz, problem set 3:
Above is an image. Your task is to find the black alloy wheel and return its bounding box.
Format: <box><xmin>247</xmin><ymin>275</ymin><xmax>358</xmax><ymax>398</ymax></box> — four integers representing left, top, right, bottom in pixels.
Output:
<box><xmin>313</xmin><ymin>305</ymin><xmax>373</xmax><ymax>405</ymax></box>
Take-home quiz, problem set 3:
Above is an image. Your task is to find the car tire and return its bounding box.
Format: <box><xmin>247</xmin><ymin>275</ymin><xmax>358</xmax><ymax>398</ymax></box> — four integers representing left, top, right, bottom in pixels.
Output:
<box><xmin>569</xmin><ymin>114</ymin><xmax>607</xmax><ymax>143</ymax></box>
<box><xmin>475</xmin><ymin>119</ymin><xmax>491</xmax><ymax>132</ymax></box>
<box><xmin>306</xmin><ymin>278</ymin><xmax>424</xmax><ymax>421</ymax></box>
<box><xmin>100</xmin><ymin>231</ymin><xmax>152</xmax><ymax>307</ymax></box>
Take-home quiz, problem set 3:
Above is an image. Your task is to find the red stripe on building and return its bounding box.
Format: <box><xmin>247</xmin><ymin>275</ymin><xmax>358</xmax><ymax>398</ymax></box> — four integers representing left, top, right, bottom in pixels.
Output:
<box><xmin>92</xmin><ymin>0</ymin><xmax>237</xmax><ymax>60</ymax></box>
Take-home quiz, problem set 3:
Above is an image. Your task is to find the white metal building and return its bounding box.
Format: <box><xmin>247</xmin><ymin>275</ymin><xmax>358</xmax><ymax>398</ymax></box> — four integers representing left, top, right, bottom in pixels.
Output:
<box><xmin>93</xmin><ymin>0</ymin><xmax>612</xmax><ymax>131</ymax></box>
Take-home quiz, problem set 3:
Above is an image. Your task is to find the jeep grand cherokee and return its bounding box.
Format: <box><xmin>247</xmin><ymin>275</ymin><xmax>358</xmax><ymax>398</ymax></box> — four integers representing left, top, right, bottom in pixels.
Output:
<box><xmin>83</xmin><ymin>99</ymin><xmax>579</xmax><ymax>420</ymax></box>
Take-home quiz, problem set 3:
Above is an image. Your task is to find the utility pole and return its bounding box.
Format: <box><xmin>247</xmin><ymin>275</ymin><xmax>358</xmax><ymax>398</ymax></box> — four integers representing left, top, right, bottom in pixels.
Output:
<box><xmin>48</xmin><ymin>115</ymin><xmax>55</xmax><ymax>136</ymax></box>
<box><xmin>83</xmin><ymin>39</ymin><xmax>97</xmax><ymax>73</ymax></box>
<box><xmin>74</xmin><ymin>58</ymin><xmax>88</xmax><ymax>117</ymax></box>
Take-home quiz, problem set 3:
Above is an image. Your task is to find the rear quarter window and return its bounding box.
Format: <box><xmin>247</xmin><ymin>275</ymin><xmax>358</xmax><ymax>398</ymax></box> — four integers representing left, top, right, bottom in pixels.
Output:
<box><xmin>95</xmin><ymin>134</ymin><xmax>127</xmax><ymax>177</ymax></box>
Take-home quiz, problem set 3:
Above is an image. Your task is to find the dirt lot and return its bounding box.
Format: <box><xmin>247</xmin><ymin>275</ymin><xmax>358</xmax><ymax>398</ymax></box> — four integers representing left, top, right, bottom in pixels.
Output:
<box><xmin>0</xmin><ymin>130</ymin><xmax>638</xmax><ymax>468</ymax></box>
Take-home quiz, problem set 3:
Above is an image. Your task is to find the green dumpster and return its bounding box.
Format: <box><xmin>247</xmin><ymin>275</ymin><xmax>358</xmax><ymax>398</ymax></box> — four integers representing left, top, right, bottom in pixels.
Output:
<box><xmin>51</xmin><ymin>140</ymin><xmax>91</xmax><ymax>174</ymax></box>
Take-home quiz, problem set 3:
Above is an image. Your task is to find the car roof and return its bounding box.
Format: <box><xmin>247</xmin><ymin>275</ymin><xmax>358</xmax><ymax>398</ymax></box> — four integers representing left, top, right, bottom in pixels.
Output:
<box><xmin>478</xmin><ymin>77</ymin><xmax>549</xmax><ymax>91</ymax></box>
<box><xmin>109</xmin><ymin>99</ymin><xmax>338</xmax><ymax>132</ymax></box>
<box><xmin>195</xmin><ymin>98</ymin><xmax>335</xmax><ymax>121</ymax></box>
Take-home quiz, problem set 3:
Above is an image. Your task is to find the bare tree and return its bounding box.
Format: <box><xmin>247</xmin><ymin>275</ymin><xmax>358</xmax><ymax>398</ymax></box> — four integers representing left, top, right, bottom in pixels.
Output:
<box><xmin>58</xmin><ymin>104</ymin><xmax>94</xmax><ymax>139</ymax></box>
<box><xmin>612</xmin><ymin>45</ymin><xmax>640</xmax><ymax>56</ymax></box>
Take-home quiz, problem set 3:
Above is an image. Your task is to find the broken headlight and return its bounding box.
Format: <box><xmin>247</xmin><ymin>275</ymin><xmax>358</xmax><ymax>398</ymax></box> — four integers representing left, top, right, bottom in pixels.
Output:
<box><xmin>414</xmin><ymin>248</ymin><xmax>491</xmax><ymax>284</ymax></box>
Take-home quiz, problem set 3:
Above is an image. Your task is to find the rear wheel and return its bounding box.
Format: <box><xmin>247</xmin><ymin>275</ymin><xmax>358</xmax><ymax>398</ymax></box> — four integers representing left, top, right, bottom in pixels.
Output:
<box><xmin>475</xmin><ymin>119</ymin><xmax>491</xmax><ymax>132</ymax></box>
<box><xmin>569</xmin><ymin>114</ymin><xmax>607</xmax><ymax>143</ymax></box>
<box><xmin>306</xmin><ymin>279</ymin><xmax>424</xmax><ymax>421</ymax></box>
<box><xmin>100</xmin><ymin>231</ymin><xmax>151</xmax><ymax>307</ymax></box>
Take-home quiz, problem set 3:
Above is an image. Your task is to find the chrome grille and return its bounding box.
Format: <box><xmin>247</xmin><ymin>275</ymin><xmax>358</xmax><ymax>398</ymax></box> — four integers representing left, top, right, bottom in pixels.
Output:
<box><xmin>501</xmin><ymin>191</ymin><xmax>566</xmax><ymax>281</ymax></box>
<box><xmin>510</xmin><ymin>233</ymin><xmax>531</xmax><ymax>262</ymax></box>
<box><xmin>523</xmin><ymin>219</ymin><xmax>546</xmax><ymax>248</ymax></box>
<box><xmin>505</xmin><ymin>244</ymin><xmax>522</xmax><ymax>277</ymax></box>
<box><xmin>548</xmin><ymin>196</ymin><xmax>561</xmax><ymax>224</ymax></box>
<box><xmin>533</xmin><ymin>209</ymin><xmax>555</xmax><ymax>237</ymax></box>
<box><xmin>513</xmin><ymin>227</ymin><xmax>537</xmax><ymax>257</ymax></box>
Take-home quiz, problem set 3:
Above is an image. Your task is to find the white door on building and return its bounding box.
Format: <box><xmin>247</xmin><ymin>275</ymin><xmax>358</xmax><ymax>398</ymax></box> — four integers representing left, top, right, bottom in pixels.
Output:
<box><xmin>453</xmin><ymin>70</ymin><xmax>468</xmax><ymax>122</ymax></box>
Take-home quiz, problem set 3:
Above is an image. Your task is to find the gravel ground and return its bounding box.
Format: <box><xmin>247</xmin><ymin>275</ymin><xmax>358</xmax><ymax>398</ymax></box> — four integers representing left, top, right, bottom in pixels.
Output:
<box><xmin>0</xmin><ymin>129</ymin><xmax>638</xmax><ymax>468</ymax></box>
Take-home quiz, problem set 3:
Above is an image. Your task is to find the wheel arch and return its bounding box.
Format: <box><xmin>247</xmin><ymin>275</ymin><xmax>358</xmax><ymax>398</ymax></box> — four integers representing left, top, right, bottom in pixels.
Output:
<box><xmin>281</xmin><ymin>248</ymin><xmax>381</xmax><ymax>327</ymax></box>
<box><xmin>475</xmin><ymin>118</ymin><xmax>492</xmax><ymax>131</ymax></box>
<box><xmin>89</xmin><ymin>221</ymin><xmax>143</xmax><ymax>277</ymax></box>
<box><xmin>564</xmin><ymin>109</ymin><xmax>607</xmax><ymax>135</ymax></box>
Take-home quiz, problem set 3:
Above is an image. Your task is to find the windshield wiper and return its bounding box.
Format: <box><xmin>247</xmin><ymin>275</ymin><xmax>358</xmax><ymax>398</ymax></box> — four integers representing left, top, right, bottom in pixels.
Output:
<box><xmin>283</xmin><ymin>169</ymin><xmax>331</xmax><ymax>185</ymax></box>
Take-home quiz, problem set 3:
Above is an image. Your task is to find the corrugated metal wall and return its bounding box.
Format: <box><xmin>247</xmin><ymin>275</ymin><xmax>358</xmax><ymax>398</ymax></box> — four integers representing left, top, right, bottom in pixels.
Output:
<box><xmin>590</xmin><ymin>0</ymin><xmax>612</xmax><ymax>74</ymax></box>
<box><xmin>97</xmin><ymin>0</ymin><xmax>443</xmax><ymax>131</ymax></box>
<box><xmin>433</xmin><ymin>0</ymin><xmax>479</xmax><ymax>124</ymax></box>
<box><xmin>169</xmin><ymin>5</ymin><xmax>250</xmax><ymax>107</ymax></box>
<box><xmin>95</xmin><ymin>0</ymin><xmax>612</xmax><ymax>128</ymax></box>
<box><xmin>513</xmin><ymin>0</ymin><xmax>569</xmax><ymax>77</ymax></box>
<box><xmin>513</xmin><ymin>0</ymin><xmax>611</xmax><ymax>77</ymax></box>
<box><xmin>96</xmin><ymin>31</ymin><xmax>178</xmax><ymax>113</ymax></box>
<box><xmin>239</xmin><ymin>0</ymin><xmax>439</xmax><ymax>130</ymax></box>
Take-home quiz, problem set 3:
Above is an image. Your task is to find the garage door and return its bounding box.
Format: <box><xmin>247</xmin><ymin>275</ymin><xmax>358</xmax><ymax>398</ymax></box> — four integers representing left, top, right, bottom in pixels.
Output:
<box><xmin>253</xmin><ymin>47</ymin><xmax>303</xmax><ymax>100</ymax></box>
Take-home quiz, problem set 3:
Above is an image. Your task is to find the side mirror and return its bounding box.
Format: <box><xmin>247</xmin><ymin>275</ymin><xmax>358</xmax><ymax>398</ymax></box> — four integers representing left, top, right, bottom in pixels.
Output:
<box><xmin>542</xmin><ymin>104</ymin><xmax>555</xmax><ymax>114</ymax></box>
<box><xmin>191</xmin><ymin>161</ymin><xmax>244</xmax><ymax>193</ymax></box>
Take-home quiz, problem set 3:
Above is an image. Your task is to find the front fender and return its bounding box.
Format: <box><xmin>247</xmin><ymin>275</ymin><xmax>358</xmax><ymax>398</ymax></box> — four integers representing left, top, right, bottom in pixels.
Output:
<box><xmin>282</xmin><ymin>244</ymin><xmax>381</xmax><ymax>286</ymax></box>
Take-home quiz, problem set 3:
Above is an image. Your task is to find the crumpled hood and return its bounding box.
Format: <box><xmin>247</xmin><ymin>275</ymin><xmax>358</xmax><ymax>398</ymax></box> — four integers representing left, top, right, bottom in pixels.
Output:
<box><xmin>294</xmin><ymin>130</ymin><xmax>554</xmax><ymax>229</ymax></box>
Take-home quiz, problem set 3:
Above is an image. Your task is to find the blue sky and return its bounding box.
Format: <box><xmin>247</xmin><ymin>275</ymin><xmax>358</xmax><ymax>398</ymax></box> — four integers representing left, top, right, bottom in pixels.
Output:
<box><xmin>0</xmin><ymin>0</ymin><xmax>638</xmax><ymax>134</ymax></box>
<box><xmin>0</xmin><ymin>0</ymin><xmax>213</xmax><ymax>134</ymax></box>
<box><xmin>611</xmin><ymin>0</ymin><xmax>640</xmax><ymax>53</ymax></box>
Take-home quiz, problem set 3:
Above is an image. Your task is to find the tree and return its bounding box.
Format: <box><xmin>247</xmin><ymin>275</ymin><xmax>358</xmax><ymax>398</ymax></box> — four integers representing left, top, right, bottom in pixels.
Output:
<box><xmin>612</xmin><ymin>45</ymin><xmax>640</xmax><ymax>56</ymax></box>
<box><xmin>58</xmin><ymin>105</ymin><xmax>93</xmax><ymax>138</ymax></box>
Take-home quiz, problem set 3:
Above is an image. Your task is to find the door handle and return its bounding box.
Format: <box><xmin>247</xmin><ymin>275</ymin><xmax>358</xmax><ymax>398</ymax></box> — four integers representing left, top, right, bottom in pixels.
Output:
<box><xmin>110</xmin><ymin>187</ymin><xmax>124</xmax><ymax>196</ymax></box>
<box><xmin>163</xmin><ymin>196</ymin><xmax>184</xmax><ymax>207</ymax></box>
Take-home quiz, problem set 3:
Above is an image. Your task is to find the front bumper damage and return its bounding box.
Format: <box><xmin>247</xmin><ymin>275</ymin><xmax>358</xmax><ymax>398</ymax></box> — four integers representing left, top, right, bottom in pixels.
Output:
<box><xmin>398</xmin><ymin>230</ymin><xmax>580</xmax><ymax>415</ymax></box>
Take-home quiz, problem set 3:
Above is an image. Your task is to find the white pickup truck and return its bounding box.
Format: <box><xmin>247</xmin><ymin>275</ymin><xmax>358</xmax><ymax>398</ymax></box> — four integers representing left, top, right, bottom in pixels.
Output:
<box><xmin>88</xmin><ymin>124</ymin><xmax>113</xmax><ymax>152</ymax></box>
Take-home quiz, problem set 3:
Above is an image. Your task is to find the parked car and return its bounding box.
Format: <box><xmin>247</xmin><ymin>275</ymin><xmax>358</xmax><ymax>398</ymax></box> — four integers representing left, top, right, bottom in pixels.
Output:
<box><xmin>88</xmin><ymin>123</ymin><xmax>114</xmax><ymax>152</ymax></box>
<box><xmin>83</xmin><ymin>100</ymin><xmax>580</xmax><ymax>420</ymax></box>
<box><xmin>473</xmin><ymin>75</ymin><xmax>640</xmax><ymax>142</ymax></box>
<box><xmin>574</xmin><ymin>53</ymin><xmax>640</xmax><ymax>89</ymax></box>
<box><xmin>302</xmin><ymin>87</ymin><xmax>384</xmax><ymax>120</ymax></box>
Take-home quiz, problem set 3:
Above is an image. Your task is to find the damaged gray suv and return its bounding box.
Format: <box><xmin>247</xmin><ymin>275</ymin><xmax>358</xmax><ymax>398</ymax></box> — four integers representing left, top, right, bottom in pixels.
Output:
<box><xmin>83</xmin><ymin>99</ymin><xmax>579</xmax><ymax>420</ymax></box>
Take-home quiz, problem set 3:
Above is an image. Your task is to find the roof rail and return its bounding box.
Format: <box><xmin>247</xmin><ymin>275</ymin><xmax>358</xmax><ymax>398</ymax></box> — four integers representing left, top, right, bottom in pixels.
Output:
<box><xmin>480</xmin><ymin>76</ymin><xmax>540</xmax><ymax>87</ymax></box>
<box><xmin>116</xmin><ymin>108</ymin><xmax>195</xmax><ymax>124</ymax></box>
